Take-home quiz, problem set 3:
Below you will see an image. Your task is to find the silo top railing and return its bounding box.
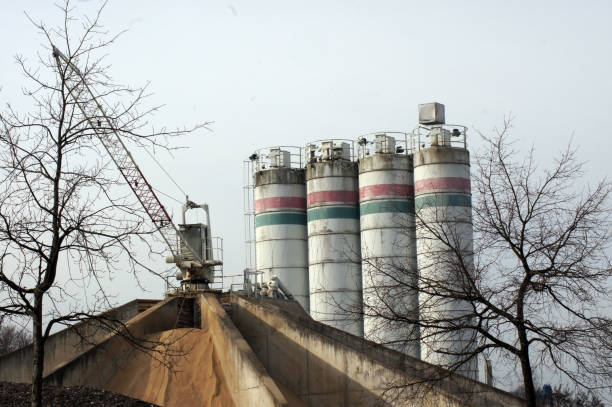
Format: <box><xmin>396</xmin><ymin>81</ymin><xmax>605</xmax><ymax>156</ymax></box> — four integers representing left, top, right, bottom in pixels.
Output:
<box><xmin>411</xmin><ymin>124</ymin><xmax>468</xmax><ymax>151</ymax></box>
<box><xmin>305</xmin><ymin>138</ymin><xmax>357</xmax><ymax>163</ymax></box>
<box><xmin>356</xmin><ymin>131</ymin><xmax>412</xmax><ymax>159</ymax></box>
<box><xmin>249</xmin><ymin>146</ymin><xmax>304</xmax><ymax>172</ymax></box>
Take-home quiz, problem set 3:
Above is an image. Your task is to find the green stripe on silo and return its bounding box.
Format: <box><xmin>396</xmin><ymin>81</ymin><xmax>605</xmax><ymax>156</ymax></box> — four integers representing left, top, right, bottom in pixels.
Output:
<box><xmin>414</xmin><ymin>194</ymin><xmax>471</xmax><ymax>210</ymax></box>
<box><xmin>360</xmin><ymin>200</ymin><xmax>414</xmax><ymax>215</ymax></box>
<box><xmin>307</xmin><ymin>206</ymin><xmax>359</xmax><ymax>222</ymax></box>
<box><xmin>255</xmin><ymin>212</ymin><xmax>307</xmax><ymax>227</ymax></box>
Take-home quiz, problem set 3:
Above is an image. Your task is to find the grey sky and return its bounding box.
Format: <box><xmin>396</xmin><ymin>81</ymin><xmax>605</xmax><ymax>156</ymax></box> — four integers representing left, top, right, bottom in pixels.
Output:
<box><xmin>2</xmin><ymin>0</ymin><xmax>611</xmax><ymax>344</ymax></box>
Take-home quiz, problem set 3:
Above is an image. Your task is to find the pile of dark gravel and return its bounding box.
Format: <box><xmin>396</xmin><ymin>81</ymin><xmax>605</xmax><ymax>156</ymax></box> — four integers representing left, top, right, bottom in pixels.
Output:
<box><xmin>0</xmin><ymin>382</ymin><xmax>158</xmax><ymax>406</ymax></box>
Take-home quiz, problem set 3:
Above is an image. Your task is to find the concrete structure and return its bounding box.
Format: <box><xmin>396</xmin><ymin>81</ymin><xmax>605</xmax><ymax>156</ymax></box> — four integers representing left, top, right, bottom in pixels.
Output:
<box><xmin>254</xmin><ymin>147</ymin><xmax>309</xmax><ymax>311</ymax></box>
<box><xmin>231</xmin><ymin>293</ymin><xmax>524</xmax><ymax>407</ymax></box>
<box><xmin>358</xmin><ymin>133</ymin><xmax>420</xmax><ymax>357</ymax></box>
<box><xmin>413</xmin><ymin>129</ymin><xmax>478</xmax><ymax>379</ymax></box>
<box><xmin>0</xmin><ymin>293</ymin><xmax>524</xmax><ymax>407</ymax></box>
<box><xmin>0</xmin><ymin>298</ymin><xmax>158</xmax><ymax>383</ymax></box>
<box><xmin>306</xmin><ymin>140</ymin><xmax>363</xmax><ymax>336</ymax></box>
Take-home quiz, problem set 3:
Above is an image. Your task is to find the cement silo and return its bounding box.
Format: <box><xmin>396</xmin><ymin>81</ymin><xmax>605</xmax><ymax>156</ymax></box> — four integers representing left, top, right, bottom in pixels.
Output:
<box><xmin>357</xmin><ymin>133</ymin><xmax>420</xmax><ymax>357</ymax></box>
<box><xmin>306</xmin><ymin>140</ymin><xmax>363</xmax><ymax>336</ymax></box>
<box><xmin>413</xmin><ymin>103</ymin><xmax>478</xmax><ymax>379</ymax></box>
<box><xmin>253</xmin><ymin>147</ymin><xmax>309</xmax><ymax>312</ymax></box>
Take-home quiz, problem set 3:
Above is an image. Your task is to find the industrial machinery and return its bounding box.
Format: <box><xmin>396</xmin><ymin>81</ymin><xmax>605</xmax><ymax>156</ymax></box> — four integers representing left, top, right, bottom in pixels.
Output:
<box><xmin>52</xmin><ymin>46</ymin><xmax>222</xmax><ymax>291</ymax></box>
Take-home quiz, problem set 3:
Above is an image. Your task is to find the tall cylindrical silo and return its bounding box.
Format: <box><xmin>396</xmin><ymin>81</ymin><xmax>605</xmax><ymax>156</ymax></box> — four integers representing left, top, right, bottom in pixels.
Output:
<box><xmin>254</xmin><ymin>147</ymin><xmax>309</xmax><ymax>312</ymax></box>
<box><xmin>413</xmin><ymin>104</ymin><xmax>478</xmax><ymax>379</ymax></box>
<box><xmin>358</xmin><ymin>133</ymin><xmax>420</xmax><ymax>357</ymax></box>
<box><xmin>306</xmin><ymin>140</ymin><xmax>363</xmax><ymax>336</ymax></box>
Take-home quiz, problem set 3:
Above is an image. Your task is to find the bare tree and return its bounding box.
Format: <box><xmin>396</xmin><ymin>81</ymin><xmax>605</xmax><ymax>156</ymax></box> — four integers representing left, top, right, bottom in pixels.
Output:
<box><xmin>0</xmin><ymin>1</ymin><xmax>204</xmax><ymax>405</ymax></box>
<box><xmin>360</xmin><ymin>120</ymin><xmax>612</xmax><ymax>406</ymax></box>
<box><xmin>0</xmin><ymin>322</ymin><xmax>31</xmax><ymax>355</ymax></box>
<box><xmin>551</xmin><ymin>385</ymin><xmax>605</xmax><ymax>407</ymax></box>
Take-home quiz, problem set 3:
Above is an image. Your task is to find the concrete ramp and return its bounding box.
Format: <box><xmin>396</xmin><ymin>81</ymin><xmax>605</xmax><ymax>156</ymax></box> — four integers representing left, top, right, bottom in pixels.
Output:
<box><xmin>0</xmin><ymin>294</ymin><xmax>292</xmax><ymax>407</ymax></box>
<box><xmin>0</xmin><ymin>292</ymin><xmax>525</xmax><ymax>407</ymax></box>
<box><xmin>0</xmin><ymin>299</ymin><xmax>158</xmax><ymax>383</ymax></box>
<box><xmin>229</xmin><ymin>294</ymin><xmax>525</xmax><ymax>407</ymax></box>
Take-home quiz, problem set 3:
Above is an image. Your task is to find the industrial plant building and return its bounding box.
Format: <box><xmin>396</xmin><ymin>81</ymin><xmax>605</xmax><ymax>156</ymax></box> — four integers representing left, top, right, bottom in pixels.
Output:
<box><xmin>0</xmin><ymin>104</ymin><xmax>525</xmax><ymax>406</ymax></box>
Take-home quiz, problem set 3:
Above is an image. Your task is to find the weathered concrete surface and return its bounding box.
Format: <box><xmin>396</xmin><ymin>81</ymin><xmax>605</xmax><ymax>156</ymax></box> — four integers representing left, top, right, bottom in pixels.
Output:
<box><xmin>199</xmin><ymin>294</ymin><xmax>297</xmax><ymax>407</ymax></box>
<box><xmin>229</xmin><ymin>294</ymin><xmax>525</xmax><ymax>407</ymax></box>
<box><xmin>0</xmin><ymin>299</ymin><xmax>156</xmax><ymax>383</ymax></box>
<box><xmin>43</xmin><ymin>296</ymin><xmax>181</xmax><ymax>388</ymax></box>
<box><xmin>358</xmin><ymin>153</ymin><xmax>413</xmax><ymax>173</ymax></box>
<box><xmin>255</xmin><ymin>167</ymin><xmax>305</xmax><ymax>186</ymax></box>
<box><xmin>413</xmin><ymin>146</ymin><xmax>470</xmax><ymax>167</ymax></box>
<box><xmin>0</xmin><ymin>292</ymin><xmax>526</xmax><ymax>407</ymax></box>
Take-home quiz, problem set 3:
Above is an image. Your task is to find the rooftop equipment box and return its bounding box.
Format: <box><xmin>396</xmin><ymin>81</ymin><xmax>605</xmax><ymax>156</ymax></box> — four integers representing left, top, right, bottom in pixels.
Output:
<box><xmin>419</xmin><ymin>102</ymin><xmax>445</xmax><ymax>125</ymax></box>
<box><xmin>269</xmin><ymin>148</ymin><xmax>291</xmax><ymax>168</ymax></box>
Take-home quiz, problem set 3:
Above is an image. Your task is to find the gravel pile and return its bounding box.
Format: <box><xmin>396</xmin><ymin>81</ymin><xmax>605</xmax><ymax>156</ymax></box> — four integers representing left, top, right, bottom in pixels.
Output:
<box><xmin>0</xmin><ymin>382</ymin><xmax>158</xmax><ymax>406</ymax></box>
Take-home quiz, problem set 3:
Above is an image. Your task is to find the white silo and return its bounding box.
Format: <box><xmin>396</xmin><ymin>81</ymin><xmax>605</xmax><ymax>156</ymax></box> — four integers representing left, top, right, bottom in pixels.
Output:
<box><xmin>306</xmin><ymin>140</ymin><xmax>363</xmax><ymax>336</ymax></box>
<box><xmin>413</xmin><ymin>103</ymin><xmax>478</xmax><ymax>379</ymax></box>
<box><xmin>358</xmin><ymin>133</ymin><xmax>420</xmax><ymax>357</ymax></box>
<box><xmin>253</xmin><ymin>147</ymin><xmax>309</xmax><ymax>312</ymax></box>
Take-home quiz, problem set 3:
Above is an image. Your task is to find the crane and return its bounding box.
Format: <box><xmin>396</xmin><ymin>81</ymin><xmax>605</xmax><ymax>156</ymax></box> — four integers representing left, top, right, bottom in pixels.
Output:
<box><xmin>51</xmin><ymin>45</ymin><xmax>221</xmax><ymax>290</ymax></box>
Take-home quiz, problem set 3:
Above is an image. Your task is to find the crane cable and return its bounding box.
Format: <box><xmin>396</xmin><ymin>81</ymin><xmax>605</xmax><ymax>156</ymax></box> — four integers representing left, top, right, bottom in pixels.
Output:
<box><xmin>141</xmin><ymin>146</ymin><xmax>189</xmax><ymax>199</ymax></box>
<box><xmin>91</xmin><ymin>79</ymin><xmax>191</xmax><ymax>203</ymax></box>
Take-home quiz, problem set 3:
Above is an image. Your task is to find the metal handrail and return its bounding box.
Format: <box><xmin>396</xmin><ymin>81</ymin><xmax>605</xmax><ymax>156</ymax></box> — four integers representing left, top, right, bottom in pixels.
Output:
<box><xmin>250</xmin><ymin>146</ymin><xmax>304</xmax><ymax>172</ymax></box>
<box><xmin>411</xmin><ymin>124</ymin><xmax>468</xmax><ymax>151</ymax></box>
<box><xmin>356</xmin><ymin>131</ymin><xmax>412</xmax><ymax>158</ymax></box>
<box><xmin>305</xmin><ymin>138</ymin><xmax>357</xmax><ymax>163</ymax></box>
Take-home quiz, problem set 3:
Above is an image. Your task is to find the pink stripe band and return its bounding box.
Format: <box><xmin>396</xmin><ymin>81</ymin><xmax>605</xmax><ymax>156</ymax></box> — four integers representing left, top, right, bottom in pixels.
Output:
<box><xmin>359</xmin><ymin>184</ymin><xmax>414</xmax><ymax>199</ymax></box>
<box><xmin>414</xmin><ymin>177</ymin><xmax>471</xmax><ymax>193</ymax></box>
<box><xmin>255</xmin><ymin>197</ymin><xmax>306</xmax><ymax>211</ymax></box>
<box><xmin>307</xmin><ymin>190</ymin><xmax>358</xmax><ymax>205</ymax></box>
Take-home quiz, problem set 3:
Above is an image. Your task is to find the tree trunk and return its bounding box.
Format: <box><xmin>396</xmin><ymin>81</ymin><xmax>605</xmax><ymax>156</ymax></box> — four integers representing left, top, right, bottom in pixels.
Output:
<box><xmin>31</xmin><ymin>293</ymin><xmax>44</xmax><ymax>407</ymax></box>
<box><xmin>518</xmin><ymin>328</ymin><xmax>537</xmax><ymax>407</ymax></box>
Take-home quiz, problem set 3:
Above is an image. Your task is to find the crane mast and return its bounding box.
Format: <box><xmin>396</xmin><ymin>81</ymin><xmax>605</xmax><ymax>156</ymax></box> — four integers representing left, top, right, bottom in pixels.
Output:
<box><xmin>51</xmin><ymin>45</ymin><xmax>220</xmax><ymax>289</ymax></box>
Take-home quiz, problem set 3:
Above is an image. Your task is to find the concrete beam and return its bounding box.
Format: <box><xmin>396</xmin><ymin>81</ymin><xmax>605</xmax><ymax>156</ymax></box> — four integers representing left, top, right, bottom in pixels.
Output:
<box><xmin>0</xmin><ymin>299</ymin><xmax>148</xmax><ymax>383</ymax></box>
<box><xmin>198</xmin><ymin>294</ymin><xmax>294</xmax><ymax>407</ymax></box>
<box><xmin>42</xmin><ymin>296</ymin><xmax>180</xmax><ymax>388</ymax></box>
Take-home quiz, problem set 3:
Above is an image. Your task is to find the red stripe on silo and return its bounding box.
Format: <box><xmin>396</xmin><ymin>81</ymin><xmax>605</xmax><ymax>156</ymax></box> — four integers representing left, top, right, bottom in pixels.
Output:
<box><xmin>255</xmin><ymin>197</ymin><xmax>306</xmax><ymax>211</ymax></box>
<box><xmin>414</xmin><ymin>177</ymin><xmax>471</xmax><ymax>193</ymax></box>
<box><xmin>359</xmin><ymin>184</ymin><xmax>414</xmax><ymax>200</ymax></box>
<box><xmin>307</xmin><ymin>190</ymin><xmax>358</xmax><ymax>206</ymax></box>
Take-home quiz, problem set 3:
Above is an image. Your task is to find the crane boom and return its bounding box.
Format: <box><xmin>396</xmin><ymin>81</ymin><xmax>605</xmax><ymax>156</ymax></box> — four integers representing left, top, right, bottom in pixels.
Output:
<box><xmin>51</xmin><ymin>45</ymin><xmax>210</xmax><ymax>281</ymax></box>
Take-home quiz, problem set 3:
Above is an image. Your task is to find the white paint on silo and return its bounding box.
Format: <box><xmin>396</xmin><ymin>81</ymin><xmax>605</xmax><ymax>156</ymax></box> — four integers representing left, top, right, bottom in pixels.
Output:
<box><xmin>254</xmin><ymin>147</ymin><xmax>309</xmax><ymax>311</ymax></box>
<box><xmin>413</xmin><ymin>120</ymin><xmax>478</xmax><ymax>379</ymax></box>
<box><xmin>306</xmin><ymin>141</ymin><xmax>363</xmax><ymax>336</ymax></box>
<box><xmin>358</xmin><ymin>133</ymin><xmax>420</xmax><ymax>357</ymax></box>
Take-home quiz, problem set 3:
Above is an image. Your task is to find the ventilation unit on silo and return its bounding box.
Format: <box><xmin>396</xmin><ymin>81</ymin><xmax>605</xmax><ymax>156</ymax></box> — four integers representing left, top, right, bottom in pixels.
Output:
<box><xmin>413</xmin><ymin>103</ymin><xmax>478</xmax><ymax>379</ymax></box>
<box><xmin>306</xmin><ymin>140</ymin><xmax>363</xmax><ymax>336</ymax></box>
<box><xmin>249</xmin><ymin>147</ymin><xmax>309</xmax><ymax>312</ymax></box>
<box><xmin>357</xmin><ymin>132</ymin><xmax>420</xmax><ymax>357</ymax></box>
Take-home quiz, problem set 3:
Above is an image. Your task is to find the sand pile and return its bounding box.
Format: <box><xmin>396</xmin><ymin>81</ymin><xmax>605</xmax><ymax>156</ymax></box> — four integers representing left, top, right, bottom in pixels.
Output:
<box><xmin>106</xmin><ymin>328</ymin><xmax>235</xmax><ymax>407</ymax></box>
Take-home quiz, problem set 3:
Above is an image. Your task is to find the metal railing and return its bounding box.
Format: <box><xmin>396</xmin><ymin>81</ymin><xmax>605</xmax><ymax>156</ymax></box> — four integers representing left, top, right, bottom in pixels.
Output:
<box><xmin>249</xmin><ymin>146</ymin><xmax>304</xmax><ymax>172</ymax></box>
<box><xmin>305</xmin><ymin>138</ymin><xmax>357</xmax><ymax>163</ymax></box>
<box><xmin>209</xmin><ymin>236</ymin><xmax>224</xmax><ymax>290</ymax></box>
<box><xmin>410</xmin><ymin>124</ymin><xmax>468</xmax><ymax>151</ymax></box>
<box><xmin>242</xmin><ymin>159</ymin><xmax>256</xmax><ymax>290</ymax></box>
<box><xmin>356</xmin><ymin>131</ymin><xmax>412</xmax><ymax>159</ymax></box>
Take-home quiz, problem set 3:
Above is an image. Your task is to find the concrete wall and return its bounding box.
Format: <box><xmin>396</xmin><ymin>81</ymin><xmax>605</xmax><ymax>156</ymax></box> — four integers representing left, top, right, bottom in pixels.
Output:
<box><xmin>42</xmin><ymin>297</ymin><xmax>181</xmax><ymax>388</ymax></box>
<box><xmin>229</xmin><ymin>294</ymin><xmax>525</xmax><ymax>407</ymax></box>
<box><xmin>0</xmin><ymin>299</ymin><xmax>143</xmax><ymax>383</ymax></box>
<box><xmin>198</xmin><ymin>294</ymin><xmax>295</xmax><ymax>407</ymax></box>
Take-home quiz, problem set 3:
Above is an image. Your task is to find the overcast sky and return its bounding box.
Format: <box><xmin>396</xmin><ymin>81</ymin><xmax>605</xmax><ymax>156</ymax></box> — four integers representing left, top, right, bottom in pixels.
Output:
<box><xmin>2</xmin><ymin>0</ymin><xmax>611</xmax><ymax>369</ymax></box>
